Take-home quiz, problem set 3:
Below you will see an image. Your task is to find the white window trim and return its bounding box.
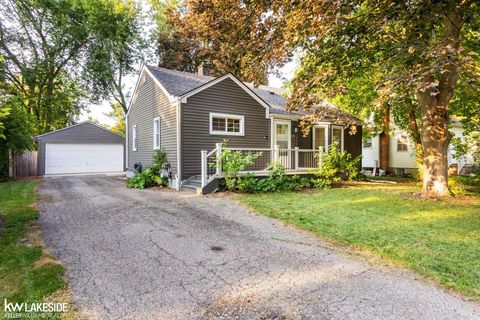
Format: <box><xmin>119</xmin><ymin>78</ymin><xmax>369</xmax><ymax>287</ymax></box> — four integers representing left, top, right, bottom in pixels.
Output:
<box><xmin>209</xmin><ymin>112</ymin><xmax>245</xmax><ymax>136</ymax></box>
<box><xmin>132</xmin><ymin>125</ymin><xmax>138</xmax><ymax>151</ymax></box>
<box><xmin>313</xmin><ymin>125</ymin><xmax>329</xmax><ymax>152</ymax></box>
<box><xmin>153</xmin><ymin>117</ymin><xmax>160</xmax><ymax>150</ymax></box>
<box><xmin>332</xmin><ymin>125</ymin><xmax>345</xmax><ymax>151</ymax></box>
<box><xmin>272</xmin><ymin>119</ymin><xmax>291</xmax><ymax>149</ymax></box>
<box><xmin>397</xmin><ymin>136</ymin><xmax>409</xmax><ymax>152</ymax></box>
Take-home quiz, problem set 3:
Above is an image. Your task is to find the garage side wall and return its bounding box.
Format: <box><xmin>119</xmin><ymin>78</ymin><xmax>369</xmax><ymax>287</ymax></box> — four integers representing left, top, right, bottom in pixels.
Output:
<box><xmin>37</xmin><ymin>122</ymin><xmax>125</xmax><ymax>175</ymax></box>
<box><xmin>126</xmin><ymin>73</ymin><xmax>177</xmax><ymax>175</ymax></box>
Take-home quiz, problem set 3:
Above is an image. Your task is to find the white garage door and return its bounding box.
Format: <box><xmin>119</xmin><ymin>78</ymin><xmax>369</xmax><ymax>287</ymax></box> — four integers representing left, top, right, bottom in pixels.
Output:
<box><xmin>45</xmin><ymin>143</ymin><xmax>124</xmax><ymax>175</ymax></box>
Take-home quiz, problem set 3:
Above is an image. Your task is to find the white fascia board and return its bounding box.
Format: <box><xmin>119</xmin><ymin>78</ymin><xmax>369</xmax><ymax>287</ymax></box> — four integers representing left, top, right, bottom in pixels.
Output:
<box><xmin>35</xmin><ymin>121</ymin><xmax>124</xmax><ymax>139</ymax></box>
<box><xmin>126</xmin><ymin>65</ymin><xmax>177</xmax><ymax>117</ymax></box>
<box><xmin>174</xmin><ymin>98</ymin><xmax>182</xmax><ymax>190</ymax></box>
<box><xmin>180</xmin><ymin>73</ymin><xmax>271</xmax><ymax>119</ymax></box>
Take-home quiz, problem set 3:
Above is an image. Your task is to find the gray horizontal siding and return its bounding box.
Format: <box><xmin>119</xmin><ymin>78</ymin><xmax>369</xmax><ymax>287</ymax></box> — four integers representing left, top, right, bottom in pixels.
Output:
<box><xmin>127</xmin><ymin>72</ymin><xmax>177</xmax><ymax>175</ymax></box>
<box><xmin>181</xmin><ymin>78</ymin><xmax>271</xmax><ymax>178</ymax></box>
<box><xmin>37</xmin><ymin>122</ymin><xmax>124</xmax><ymax>175</ymax></box>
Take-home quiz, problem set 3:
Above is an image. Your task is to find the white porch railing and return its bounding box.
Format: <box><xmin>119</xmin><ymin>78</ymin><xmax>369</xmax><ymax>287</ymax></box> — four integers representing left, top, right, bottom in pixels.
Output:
<box><xmin>201</xmin><ymin>144</ymin><xmax>324</xmax><ymax>188</ymax></box>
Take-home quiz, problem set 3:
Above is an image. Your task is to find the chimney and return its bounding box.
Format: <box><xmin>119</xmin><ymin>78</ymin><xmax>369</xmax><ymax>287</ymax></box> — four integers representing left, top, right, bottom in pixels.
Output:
<box><xmin>197</xmin><ymin>63</ymin><xmax>210</xmax><ymax>76</ymax></box>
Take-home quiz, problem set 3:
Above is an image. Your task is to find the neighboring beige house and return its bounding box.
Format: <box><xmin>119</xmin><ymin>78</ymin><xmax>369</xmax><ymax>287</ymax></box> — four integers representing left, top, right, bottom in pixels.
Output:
<box><xmin>362</xmin><ymin>120</ymin><xmax>475</xmax><ymax>175</ymax></box>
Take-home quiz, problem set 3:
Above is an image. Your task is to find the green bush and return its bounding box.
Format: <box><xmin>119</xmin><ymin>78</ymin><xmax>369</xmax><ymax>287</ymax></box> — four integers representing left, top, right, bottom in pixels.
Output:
<box><xmin>127</xmin><ymin>168</ymin><xmax>167</xmax><ymax>189</ymax></box>
<box><xmin>127</xmin><ymin>148</ymin><xmax>169</xmax><ymax>189</ymax></box>
<box><xmin>309</xmin><ymin>146</ymin><xmax>361</xmax><ymax>188</ymax></box>
<box><xmin>216</xmin><ymin>142</ymin><xmax>262</xmax><ymax>191</ymax></box>
<box><xmin>237</xmin><ymin>162</ymin><xmax>310</xmax><ymax>193</ymax></box>
<box><xmin>150</xmin><ymin>148</ymin><xmax>168</xmax><ymax>173</ymax></box>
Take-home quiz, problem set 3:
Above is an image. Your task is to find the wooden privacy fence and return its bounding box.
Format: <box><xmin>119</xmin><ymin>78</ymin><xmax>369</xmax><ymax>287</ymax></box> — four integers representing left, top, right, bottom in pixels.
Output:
<box><xmin>11</xmin><ymin>151</ymin><xmax>38</xmax><ymax>178</ymax></box>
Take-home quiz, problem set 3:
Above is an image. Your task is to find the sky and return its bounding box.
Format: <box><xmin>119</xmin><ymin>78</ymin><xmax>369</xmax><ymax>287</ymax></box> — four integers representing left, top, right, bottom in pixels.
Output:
<box><xmin>78</xmin><ymin>60</ymin><xmax>298</xmax><ymax>127</ymax></box>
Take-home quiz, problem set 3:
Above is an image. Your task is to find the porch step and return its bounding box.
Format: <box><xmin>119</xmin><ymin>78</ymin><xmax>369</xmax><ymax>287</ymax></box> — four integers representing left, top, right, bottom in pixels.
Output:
<box><xmin>181</xmin><ymin>184</ymin><xmax>201</xmax><ymax>194</ymax></box>
<box><xmin>187</xmin><ymin>179</ymin><xmax>202</xmax><ymax>187</ymax></box>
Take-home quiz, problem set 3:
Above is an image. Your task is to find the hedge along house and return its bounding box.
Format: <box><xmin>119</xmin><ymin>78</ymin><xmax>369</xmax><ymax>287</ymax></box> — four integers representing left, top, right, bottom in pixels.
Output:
<box><xmin>126</xmin><ymin>65</ymin><xmax>362</xmax><ymax>192</ymax></box>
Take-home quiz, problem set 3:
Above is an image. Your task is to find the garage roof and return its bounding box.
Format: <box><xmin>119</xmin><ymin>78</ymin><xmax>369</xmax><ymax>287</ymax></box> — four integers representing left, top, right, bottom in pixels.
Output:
<box><xmin>36</xmin><ymin>121</ymin><xmax>124</xmax><ymax>143</ymax></box>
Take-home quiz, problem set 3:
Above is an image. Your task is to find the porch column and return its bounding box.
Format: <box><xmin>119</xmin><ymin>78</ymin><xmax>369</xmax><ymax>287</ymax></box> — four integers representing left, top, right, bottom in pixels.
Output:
<box><xmin>215</xmin><ymin>143</ymin><xmax>222</xmax><ymax>176</ymax></box>
<box><xmin>201</xmin><ymin>150</ymin><xmax>207</xmax><ymax>187</ymax></box>
<box><xmin>294</xmin><ymin>147</ymin><xmax>299</xmax><ymax>170</ymax></box>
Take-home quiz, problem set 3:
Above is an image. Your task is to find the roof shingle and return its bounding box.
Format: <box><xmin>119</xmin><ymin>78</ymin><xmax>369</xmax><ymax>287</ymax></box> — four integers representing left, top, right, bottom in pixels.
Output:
<box><xmin>144</xmin><ymin>65</ymin><xmax>360</xmax><ymax>122</ymax></box>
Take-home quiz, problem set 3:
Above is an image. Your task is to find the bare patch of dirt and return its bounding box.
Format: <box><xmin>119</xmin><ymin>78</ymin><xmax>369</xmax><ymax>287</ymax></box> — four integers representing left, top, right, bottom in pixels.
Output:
<box><xmin>150</xmin><ymin>186</ymin><xmax>176</xmax><ymax>192</ymax></box>
<box><xmin>28</xmin><ymin>222</ymin><xmax>64</xmax><ymax>269</ymax></box>
<box><xmin>38</xmin><ymin>194</ymin><xmax>58</xmax><ymax>203</ymax></box>
<box><xmin>44</xmin><ymin>288</ymin><xmax>79</xmax><ymax>320</ymax></box>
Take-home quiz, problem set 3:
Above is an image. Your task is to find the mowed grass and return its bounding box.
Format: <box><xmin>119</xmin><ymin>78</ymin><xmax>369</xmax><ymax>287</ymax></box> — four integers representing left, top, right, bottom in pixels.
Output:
<box><xmin>236</xmin><ymin>183</ymin><xmax>480</xmax><ymax>299</ymax></box>
<box><xmin>0</xmin><ymin>180</ymin><xmax>66</xmax><ymax>317</ymax></box>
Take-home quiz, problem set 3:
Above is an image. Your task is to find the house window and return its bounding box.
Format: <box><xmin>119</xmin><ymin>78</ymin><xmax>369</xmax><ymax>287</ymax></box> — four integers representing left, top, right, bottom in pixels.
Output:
<box><xmin>363</xmin><ymin>136</ymin><xmax>372</xmax><ymax>148</ymax></box>
<box><xmin>397</xmin><ymin>135</ymin><xmax>408</xmax><ymax>152</ymax></box>
<box><xmin>332</xmin><ymin>126</ymin><xmax>344</xmax><ymax>150</ymax></box>
<box><xmin>141</xmin><ymin>73</ymin><xmax>146</xmax><ymax>84</ymax></box>
<box><xmin>153</xmin><ymin>117</ymin><xmax>160</xmax><ymax>150</ymax></box>
<box><xmin>209</xmin><ymin>113</ymin><xmax>244</xmax><ymax>136</ymax></box>
<box><xmin>132</xmin><ymin>125</ymin><xmax>138</xmax><ymax>151</ymax></box>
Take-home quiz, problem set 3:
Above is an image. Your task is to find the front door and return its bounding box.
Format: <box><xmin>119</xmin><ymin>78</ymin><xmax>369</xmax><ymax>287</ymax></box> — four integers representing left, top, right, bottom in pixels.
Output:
<box><xmin>273</xmin><ymin>120</ymin><xmax>291</xmax><ymax>167</ymax></box>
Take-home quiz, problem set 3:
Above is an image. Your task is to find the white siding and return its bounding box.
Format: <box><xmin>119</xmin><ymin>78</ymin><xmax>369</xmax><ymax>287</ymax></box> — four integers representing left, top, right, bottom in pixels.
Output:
<box><xmin>361</xmin><ymin>135</ymin><xmax>380</xmax><ymax>168</ymax></box>
<box><xmin>449</xmin><ymin>125</ymin><xmax>475</xmax><ymax>171</ymax></box>
<box><xmin>389</xmin><ymin>129</ymin><xmax>417</xmax><ymax>169</ymax></box>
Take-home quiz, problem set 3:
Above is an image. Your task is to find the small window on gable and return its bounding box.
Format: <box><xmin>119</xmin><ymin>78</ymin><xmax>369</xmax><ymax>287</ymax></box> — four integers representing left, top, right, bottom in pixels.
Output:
<box><xmin>153</xmin><ymin>117</ymin><xmax>160</xmax><ymax>150</ymax></box>
<box><xmin>142</xmin><ymin>73</ymin><xmax>146</xmax><ymax>84</ymax></box>
<box><xmin>132</xmin><ymin>125</ymin><xmax>138</xmax><ymax>151</ymax></box>
<box><xmin>397</xmin><ymin>135</ymin><xmax>408</xmax><ymax>152</ymax></box>
<box><xmin>363</xmin><ymin>136</ymin><xmax>373</xmax><ymax>148</ymax></box>
<box><xmin>209</xmin><ymin>113</ymin><xmax>244</xmax><ymax>136</ymax></box>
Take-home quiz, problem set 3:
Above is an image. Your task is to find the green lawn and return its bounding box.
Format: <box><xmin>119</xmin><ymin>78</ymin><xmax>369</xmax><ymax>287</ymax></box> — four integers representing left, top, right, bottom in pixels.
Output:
<box><xmin>0</xmin><ymin>180</ymin><xmax>69</xmax><ymax>318</ymax></box>
<box><xmin>236</xmin><ymin>183</ymin><xmax>480</xmax><ymax>299</ymax></box>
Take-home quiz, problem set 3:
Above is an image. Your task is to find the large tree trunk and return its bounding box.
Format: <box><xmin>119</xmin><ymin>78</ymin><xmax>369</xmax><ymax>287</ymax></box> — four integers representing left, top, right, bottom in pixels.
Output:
<box><xmin>417</xmin><ymin>96</ymin><xmax>451</xmax><ymax>197</ymax></box>
<box><xmin>415</xmin><ymin>10</ymin><xmax>463</xmax><ymax>197</ymax></box>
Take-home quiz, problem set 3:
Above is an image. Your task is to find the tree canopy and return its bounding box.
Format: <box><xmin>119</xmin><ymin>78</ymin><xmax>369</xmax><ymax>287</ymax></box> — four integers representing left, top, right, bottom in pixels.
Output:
<box><xmin>171</xmin><ymin>0</ymin><xmax>480</xmax><ymax>197</ymax></box>
<box><xmin>0</xmin><ymin>0</ymin><xmax>143</xmax><ymax>176</ymax></box>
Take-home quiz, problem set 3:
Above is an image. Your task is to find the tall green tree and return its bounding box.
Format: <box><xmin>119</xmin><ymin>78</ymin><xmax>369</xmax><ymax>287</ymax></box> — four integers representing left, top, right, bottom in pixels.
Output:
<box><xmin>150</xmin><ymin>0</ymin><xmax>269</xmax><ymax>82</ymax></box>
<box><xmin>106</xmin><ymin>102</ymin><xmax>126</xmax><ymax>135</ymax></box>
<box><xmin>176</xmin><ymin>0</ymin><xmax>480</xmax><ymax>197</ymax></box>
<box><xmin>82</xmin><ymin>0</ymin><xmax>145</xmax><ymax>113</ymax></box>
<box><xmin>0</xmin><ymin>0</ymin><xmax>143</xmax><ymax>131</ymax></box>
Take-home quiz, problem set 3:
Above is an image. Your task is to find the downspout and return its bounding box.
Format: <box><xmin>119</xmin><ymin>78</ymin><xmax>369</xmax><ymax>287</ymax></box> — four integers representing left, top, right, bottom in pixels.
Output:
<box><xmin>125</xmin><ymin>116</ymin><xmax>128</xmax><ymax>171</ymax></box>
<box><xmin>176</xmin><ymin>98</ymin><xmax>182</xmax><ymax>190</ymax></box>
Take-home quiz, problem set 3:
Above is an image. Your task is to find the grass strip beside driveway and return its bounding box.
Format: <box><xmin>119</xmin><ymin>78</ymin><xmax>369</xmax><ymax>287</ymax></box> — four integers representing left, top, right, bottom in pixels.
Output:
<box><xmin>0</xmin><ymin>179</ymin><xmax>71</xmax><ymax>319</ymax></box>
<box><xmin>236</xmin><ymin>184</ymin><xmax>480</xmax><ymax>300</ymax></box>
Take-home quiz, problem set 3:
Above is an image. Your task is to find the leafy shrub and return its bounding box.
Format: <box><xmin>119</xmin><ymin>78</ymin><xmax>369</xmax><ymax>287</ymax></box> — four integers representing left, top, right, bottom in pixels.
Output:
<box><xmin>128</xmin><ymin>149</ymin><xmax>169</xmax><ymax>189</ymax></box>
<box><xmin>237</xmin><ymin>162</ymin><xmax>310</xmax><ymax>193</ymax></box>
<box><xmin>216</xmin><ymin>142</ymin><xmax>262</xmax><ymax>191</ymax></box>
<box><xmin>150</xmin><ymin>148</ymin><xmax>168</xmax><ymax>174</ymax></box>
<box><xmin>127</xmin><ymin>168</ymin><xmax>167</xmax><ymax>189</ymax></box>
<box><xmin>310</xmin><ymin>146</ymin><xmax>361</xmax><ymax>188</ymax></box>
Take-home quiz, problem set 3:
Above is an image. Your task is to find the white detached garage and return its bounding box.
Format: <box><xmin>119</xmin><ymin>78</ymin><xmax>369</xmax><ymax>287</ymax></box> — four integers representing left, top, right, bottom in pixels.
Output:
<box><xmin>37</xmin><ymin>121</ymin><xmax>125</xmax><ymax>175</ymax></box>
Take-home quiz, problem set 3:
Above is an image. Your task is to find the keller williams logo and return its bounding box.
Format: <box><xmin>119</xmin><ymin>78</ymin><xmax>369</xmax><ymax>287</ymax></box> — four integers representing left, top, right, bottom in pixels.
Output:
<box><xmin>4</xmin><ymin>299</ymin><xmax>68</xmax><ymax>313</ymax></box>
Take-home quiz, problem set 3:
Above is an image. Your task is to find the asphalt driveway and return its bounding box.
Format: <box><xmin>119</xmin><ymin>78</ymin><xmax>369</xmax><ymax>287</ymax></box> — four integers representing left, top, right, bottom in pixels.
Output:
<box><xmin>38</xmin><ymin>176</ymin><xmax>479</xmax><ymax>320</ymax></box>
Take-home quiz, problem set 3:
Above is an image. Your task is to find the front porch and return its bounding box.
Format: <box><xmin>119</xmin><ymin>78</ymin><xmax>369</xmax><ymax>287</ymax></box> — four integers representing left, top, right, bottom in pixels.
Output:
<box><xmin>199</xmin><ymin>143</ymin><xmax>325</xmax><ymax>192</ymax></box>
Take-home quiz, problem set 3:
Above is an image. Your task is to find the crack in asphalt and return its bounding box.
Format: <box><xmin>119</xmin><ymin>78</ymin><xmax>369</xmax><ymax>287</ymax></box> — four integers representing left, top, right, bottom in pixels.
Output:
<box><xmin>37</xmin><ymin>176</ymin><xmax>480</xmax><ymax>320</ymax></box>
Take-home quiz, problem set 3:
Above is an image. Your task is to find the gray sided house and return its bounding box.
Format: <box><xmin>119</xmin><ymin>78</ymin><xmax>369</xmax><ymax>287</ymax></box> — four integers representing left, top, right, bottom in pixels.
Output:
<box><xmin>126</xmin><ymin>65</ymin><xmax>362</xmax><ymax>190</ymax></box>
<box><xmin>37</xmin><ymin>121</ymin><xmax>125</xmax><ymax>175</ymax></box>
